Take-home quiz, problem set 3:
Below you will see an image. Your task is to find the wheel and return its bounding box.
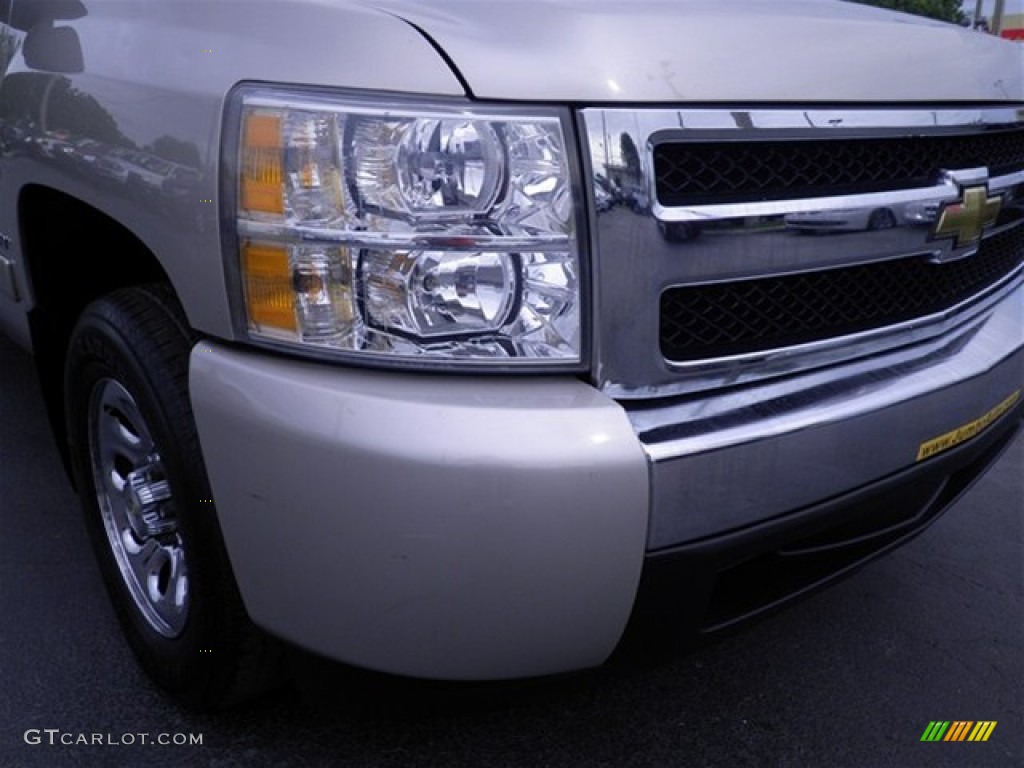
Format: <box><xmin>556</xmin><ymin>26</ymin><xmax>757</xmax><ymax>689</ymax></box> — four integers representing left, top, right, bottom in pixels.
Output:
<box><xmin>64</xmin><ymin>285</ymin><xmax>280</xmax><ymax>709</ymax></box>
<box><xmin>867</xmin><ymin>208</ymin><xmax>897</xmax><ymax>230</ymax></box>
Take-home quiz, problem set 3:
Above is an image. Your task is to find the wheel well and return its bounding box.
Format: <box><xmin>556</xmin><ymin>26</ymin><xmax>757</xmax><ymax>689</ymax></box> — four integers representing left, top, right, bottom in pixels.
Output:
<box><xmin>18</xmin><ymin>185</ymin><xmax>173</xmax><ymax>479</ymax></box>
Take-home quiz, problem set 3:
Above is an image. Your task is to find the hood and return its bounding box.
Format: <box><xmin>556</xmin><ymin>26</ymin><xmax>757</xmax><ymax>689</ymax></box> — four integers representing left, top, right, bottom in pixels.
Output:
<box><xmin>364</xmin><ymin>0</ymin><xmax>1023</xmax><ymax>103</ymax></box>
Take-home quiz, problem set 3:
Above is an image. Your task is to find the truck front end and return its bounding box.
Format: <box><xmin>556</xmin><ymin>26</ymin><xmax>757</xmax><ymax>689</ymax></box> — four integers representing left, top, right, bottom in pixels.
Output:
<box><xmin>188</xmin><ymin>1</ymin><xmax>1024</xmax><ymax>682</ymax></box>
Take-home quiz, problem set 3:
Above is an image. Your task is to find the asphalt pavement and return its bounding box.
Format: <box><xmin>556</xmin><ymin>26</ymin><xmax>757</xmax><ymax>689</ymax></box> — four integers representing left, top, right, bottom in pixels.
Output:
<box><xmin>0</xmin><ymin>332</ymin><xmax>1021</xmax><ymax>768</ymax></box>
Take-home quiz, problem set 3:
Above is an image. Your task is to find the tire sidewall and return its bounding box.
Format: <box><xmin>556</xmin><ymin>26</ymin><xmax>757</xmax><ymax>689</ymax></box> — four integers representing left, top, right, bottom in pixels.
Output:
<box><xmin>65</xmin><ymin>295</ymin><xmax>227</xmax><ymax>703</ymax></box>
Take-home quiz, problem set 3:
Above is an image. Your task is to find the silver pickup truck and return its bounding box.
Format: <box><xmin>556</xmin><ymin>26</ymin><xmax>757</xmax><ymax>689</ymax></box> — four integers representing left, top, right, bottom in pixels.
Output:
<box><xmin>0</xmin><ymin>0</ymin><xmax>1021</xmax><ymax>708</ymax></box>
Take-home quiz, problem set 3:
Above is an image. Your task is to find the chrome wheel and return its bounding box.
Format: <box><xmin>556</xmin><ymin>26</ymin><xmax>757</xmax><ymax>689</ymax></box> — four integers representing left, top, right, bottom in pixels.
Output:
<box><xmin>87</xmin><ymin>377</ymin><xmax>188</xmax><ymax>637</ymax></box>
<box><xmin>68</xmin><ymin>286</ymin><xmax>281</xmax><ymax>706</ymax></box>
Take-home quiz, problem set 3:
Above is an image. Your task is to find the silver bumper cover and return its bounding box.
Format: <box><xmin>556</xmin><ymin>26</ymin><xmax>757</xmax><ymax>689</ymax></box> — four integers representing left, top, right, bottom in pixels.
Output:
<box><xmin>190</xmin><ymin>278</ymin><xmax>1021</xmax><ymax>678</ymax></box>
<box><xmin>190</xmin><ymin>352</ymin><xmax>649</xmax><ymax>680</ymax></box>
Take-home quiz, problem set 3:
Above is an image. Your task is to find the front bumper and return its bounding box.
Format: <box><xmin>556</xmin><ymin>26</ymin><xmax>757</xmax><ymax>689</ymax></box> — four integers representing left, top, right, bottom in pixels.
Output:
<box><xmin>188</xmin><ymin>352</ymin><xmax>650</xmax><ymax>680</ymax></box>
<box><xmin>628</xmin><ymin>405</ymin><xmax>1021</xmax><ymax>646</ymax></box>
<box><xmin>190</xmin><ymin>281</ymin><xmax>1023</xmax><ymax>680</ymax></box>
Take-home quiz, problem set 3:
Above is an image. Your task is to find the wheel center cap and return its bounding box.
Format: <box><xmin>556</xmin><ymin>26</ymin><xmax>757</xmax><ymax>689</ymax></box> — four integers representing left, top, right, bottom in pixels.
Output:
<box><xmin>124</xmin><ymin>467</ymin><xmax>175</xmax><ymax>538</ymax></box>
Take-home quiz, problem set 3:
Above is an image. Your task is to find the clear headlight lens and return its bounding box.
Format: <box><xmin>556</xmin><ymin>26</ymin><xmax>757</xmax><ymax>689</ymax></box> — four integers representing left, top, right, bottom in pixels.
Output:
<box><xmin>233</xmin><ymin>88</ymin><xmax>582</xmax><ymax>366</ymax></box>
<box><xmin>354</xmin><ymin>118</ymin><xmax>504</xmax><ymax>218</ymax></box>
<box><xmin>362</xmin><ymin>249</ymin><xmax>517</xmax><ymax>338</ymax></box>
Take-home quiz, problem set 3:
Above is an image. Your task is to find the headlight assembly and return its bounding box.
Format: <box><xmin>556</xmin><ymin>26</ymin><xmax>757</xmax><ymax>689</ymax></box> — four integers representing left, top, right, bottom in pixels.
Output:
<box><xmin>229</xmin><ymin>86</ymin><xmax>584</xmax><ymax>368</ymax></box>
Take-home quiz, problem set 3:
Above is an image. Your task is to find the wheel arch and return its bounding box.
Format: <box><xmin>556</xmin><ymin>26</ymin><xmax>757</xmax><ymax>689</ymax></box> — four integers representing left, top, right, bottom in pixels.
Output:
<box><xmin>18</xmin><ymin>184</ymin><xmax>177</xmax><ymax>479</ymax></box>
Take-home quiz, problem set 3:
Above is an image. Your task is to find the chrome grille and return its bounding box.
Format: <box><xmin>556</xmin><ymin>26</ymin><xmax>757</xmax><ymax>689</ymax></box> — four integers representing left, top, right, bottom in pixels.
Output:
<box><xmin>660</xmin><ymin>225</ymin><xmax>1024</xmax><ymax>361</ymax></box>
<box><xmin>654</xmin><ymin>127</ymin><xmax>1024</xmax><ymax>206</ymax></box>
<box><xmin>582</xmin><ymin>106</ymin><xmax>1024</xmax><ymax>399</ymax></box>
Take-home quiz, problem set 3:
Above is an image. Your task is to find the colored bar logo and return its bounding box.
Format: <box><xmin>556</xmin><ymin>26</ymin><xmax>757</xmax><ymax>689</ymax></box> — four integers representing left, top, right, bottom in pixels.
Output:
<box><xmin>920</xmin><ymin>721</ymin><xmax>997</xmax><ymax>742</ymax></box>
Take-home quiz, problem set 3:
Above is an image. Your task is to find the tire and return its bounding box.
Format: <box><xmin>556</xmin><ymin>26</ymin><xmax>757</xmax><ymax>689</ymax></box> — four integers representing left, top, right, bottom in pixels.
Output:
<box><xmin>64</xmin><ymin>284</ymin><xmax>281</xmax><ymax>709</ymax></box>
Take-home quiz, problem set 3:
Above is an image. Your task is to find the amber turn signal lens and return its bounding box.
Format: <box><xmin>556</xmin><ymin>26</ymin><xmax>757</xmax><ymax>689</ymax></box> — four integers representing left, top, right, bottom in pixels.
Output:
<box><xmin>240</xmin><ymin>113</ymin><xmax>284</xmax><ymax>215</ymax></box>
<box><xmin>241</xmin><ymin>241</ymin><xmax>296</xmax><ymax>334</ymax></box>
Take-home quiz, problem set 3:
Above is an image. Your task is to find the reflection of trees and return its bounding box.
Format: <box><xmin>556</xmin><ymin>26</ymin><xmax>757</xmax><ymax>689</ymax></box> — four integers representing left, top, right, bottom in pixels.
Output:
<box><xmin>0</xmin><ymin>72</ymin><xmax>133</xmax><ymax>147</ymax></box>
<box><xmin>619</xmin><ymin>133</ymin><xmax>641</xmax><ymax>181</ymax></box>
<box><xmin>150</xmin><ymin>135</ymin><xmax>201</xmax><ymax>167</ymax></box>
<box><xmin>848</xmin><ymin>0</ymin><xmax>967</xmax><ymax>24</ymax></box>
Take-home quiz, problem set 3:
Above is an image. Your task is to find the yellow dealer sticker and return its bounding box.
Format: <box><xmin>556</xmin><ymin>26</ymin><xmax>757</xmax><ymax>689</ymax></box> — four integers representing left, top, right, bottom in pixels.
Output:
<box><xmin>916</xmin><ymin>390</ymin><xmax>1021</xmax><ymax>462</ymax></box>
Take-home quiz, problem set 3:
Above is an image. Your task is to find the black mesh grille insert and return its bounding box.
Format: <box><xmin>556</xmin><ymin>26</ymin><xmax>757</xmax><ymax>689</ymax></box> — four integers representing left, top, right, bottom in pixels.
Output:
<box><xmin>659</xmin><ymin>225</ymin><xmax>1024</xmax><ymax>361</ymax></box>
<box><xmin>654</xmin><ymin>128</ymin><xmax>1024</xmax><ymax>206</ymax></box>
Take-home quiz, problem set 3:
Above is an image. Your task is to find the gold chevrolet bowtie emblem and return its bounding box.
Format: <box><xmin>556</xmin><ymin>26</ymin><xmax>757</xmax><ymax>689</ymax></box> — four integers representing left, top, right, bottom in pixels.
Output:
<box><xmin>932</xmin><ymin>185</ymin><xmax>1002</xmax><ymax>248</ymax></box>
